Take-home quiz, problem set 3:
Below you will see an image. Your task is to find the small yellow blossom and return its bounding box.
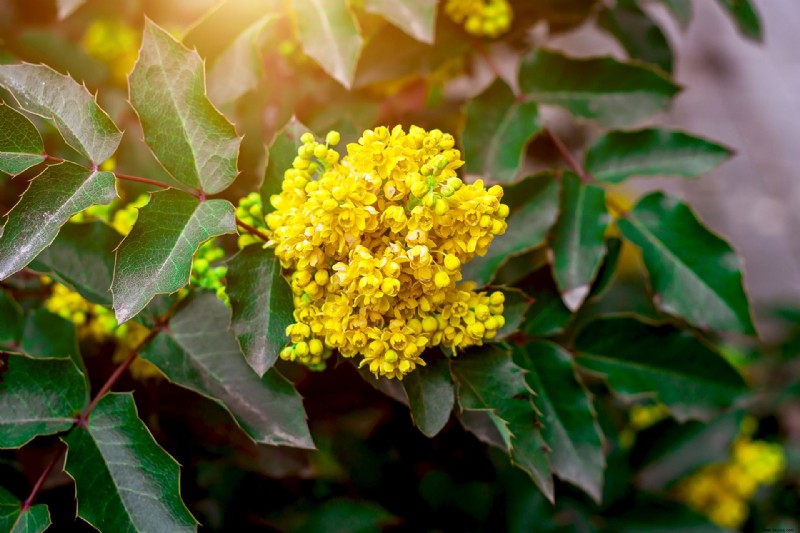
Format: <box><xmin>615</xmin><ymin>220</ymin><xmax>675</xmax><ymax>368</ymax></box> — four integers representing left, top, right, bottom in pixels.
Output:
<box><xmin>445</xmin><ymin>0</ymin><xmax>513</xmax><ymax>38</ymax></box>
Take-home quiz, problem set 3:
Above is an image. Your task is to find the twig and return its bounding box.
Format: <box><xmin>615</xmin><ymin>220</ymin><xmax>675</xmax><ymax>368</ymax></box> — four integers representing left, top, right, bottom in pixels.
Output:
<box><xmin>236</xmin><ymin>218</ymin><xmax>270</xmax><ymax>242</ymax></box>
<box><xmin>20</xmin><ymin>448</ymin><xmax>62</xmax><ymax>512</ymax></box>
<box><xmin>545</xmin><ymin>128</ymin><xmax>591</xmax><ymax>183</ymax></box>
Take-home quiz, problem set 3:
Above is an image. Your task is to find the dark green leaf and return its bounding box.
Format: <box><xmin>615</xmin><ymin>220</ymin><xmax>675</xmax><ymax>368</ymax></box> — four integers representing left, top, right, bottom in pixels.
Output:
<box><xmin>574</xmin><ymin>316</ymin><xmax>747</xmax><ymax>420</ymax></box>
<box><xmin>550</xmin><ymin>172</ymin><xmax>610</xmax><ymax>311</ymax></box>
<box><xmin>0</xmin><ymin>292</ymin><xmax>24</xmax><ymax>346</ymax></box>
<box><xmin>30</xmin><ymin>221</ymin><xmax>121</xmax><ymax>306</ymax></box>
<box><xmin>654</xmin><ymin>0</ymin><xmax>693</xmax><ymax>29</ymax></box>
<box><xmin>0</xmin><ymin>352</ymin><xmax>87</xmax><ymax>448</ymax></box>
<box><xmin>364</xmin><ymin>0</ymin><xmax>437</xmax><ymax>43</ymax></box>
<box><xmin>292</xmin><ymin>0</ymin><xmax>363</xmax><ymax>88</ymax></box>
<box><xmin>589</xmin><ymin>237</ymin><xmax>622</xmax><ymax>299</ymax></box>
<box><xmin>462</xmin><ymin>173</ymin><xmax>559</xmax><ymax>287</ymax></box>
<box><xmin>20</xmin><ymin>308</ymin><xmax>86</xmax><ymax>381</ymax></box>
<box><xmin>519</xmin><ymin>49</ymin><xmax>680</xmax><ymax>127</ymax></box>
<box><xmin>0</xmin><ymin>162</ymin><xmax>116</xmax><ymax>280</ymax></box>
<box><xmin>142</xmin><ymin>292</ymin><xmax>314</xmax><ymax>448</ymax></box>
<box><xmin>227</xmin><ymin>245</ymin><xmax>294</xmax><ymax>377</ymax></box>
<box><xmin>463</xmin><ymin>80</ymin><xmax>542</xmax><ymax>185</ymax></box>
<box><xmin>522</xmin><ymin>281</ymin><xmax>572</xmax><ymax>338</ymax></box>
<box><xmin>598</xmin><ymin>3</ymin><xmax>673</xmax><ymax>73</ymax></box>
<box><xmin>111</xmin><ymin>189</ymin><xmax>236</xmax><ymax>324</ymax></box>
<box><xmin>260</xmin><ymin>121</ymin><xmax>310</xmax><ymax>208</ymax></box>
<box><xmin>402</xmin><ymin>357</ymin><xmax>454</xmax><ymax>437</ymax></box>
<box><xmin>494</xmin><ymin>288</ymin><xmax>533</xmax><ymax>341</ymax></box>
<box><xmin>0</xmin><ymin>487</ymin><xmax>50</xmax><ymax>533</ymax></box>
<box><xmin>455</xmin><ymin>408</ymin><xmax>508</xmax><ymax>451</ymax></box>
<box><xmin>715</xmin><ymin>0</ymin><xmax>762</xmax><ymax>41</ymax></box>
<box><xmin>129</xmin><ymin>19</ymin><xmax>241</xmax><ymax>194</ymax></box>
<box><xmin>63</xmin><ymin>393</ymin><xmax>197</xmax><ymax>532</ymax></box>
<box><xmin>0</xmin><ymin>103</ymin><xmax>44</xmax><ymax>175</ymax></box>
<box><xmin>585</xmin><ymin>128</ymin><xmax>732</xmax><ymax>183</ymax></box>
<box><xmin>618</xmin><ymin>192</ymin><xmax>755</xmax><ymax>334</ymax></box>
<box><xmin>451</xmin><ymin>345</ymin><xmax>554</xmax><ymax>501</ymax></box>
<box><xmin>288</xmin><ymin>498</ymin><xmax>396</xmax><ymax>533</ymax></box>
<box><xmin>0</xmin><ymin>64</ymin><xmax>121</xmax><ymax>163</ymax></box>
<box><xmin>352</xmin><ymin>358</ymin><xmax>409</xmax><ymax>405</ymax></box>
<box><xmin>514</xmin><ymin>342</ymin><xmax>605</xmax><ymax>502</ymax></box>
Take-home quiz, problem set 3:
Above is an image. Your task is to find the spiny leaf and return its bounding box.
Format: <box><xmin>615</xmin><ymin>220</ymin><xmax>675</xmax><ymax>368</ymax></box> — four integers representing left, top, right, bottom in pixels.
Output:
<box><xmin>0</xmin><ymin>487</ymin><xmax>51</xmax><ymax>533</ymax></box>
<box><xmin>226</xmin><ymin>245</ymin><xmax>294</xmax><ymax>377</ymax></box>
<box><xmin>574</xmin><ymin>316</ymin><xmax>747</xmax><ymax>421</ymax></box>
<box><xmin>715</xmin><ymin>0</ymin><xmax>762</xmax><ymax>41</ymax></box>
<box><xmin>514</xmin><ymin>342</ymin><xmax>605</xmax><ymax>503</ymax></box>
<box><xmin>402</xmin><ymin>356</ymin><xmax>454</xmax><ymax>437</ymax></box>
<box><xmin>519</xmin><ymin>49</ymin><xmax>680</xmax><ymax>127</ymax></box>
<box><xmin>129</xmin><ymin>19</ymin><xmax>241</xmax><ymax>194</ymax></box>
<box><xmin>618</xmin><ymin>192</ymin><xmax>755</xmax><ymax>334</ymax></box>
<box><xmin>0</xmin><ymin>103</ymin><xmax>45</xmax><ymax>175</ymax></box>
<box><xmin>292</xmin><ymin>0</ymin><xmax>363</xmax><ymax>88</ymax></box>
<box><xmin>585</xmin><ymin>128</ymin><xmax>732</xmax><ymax>183</ymax></box>
<box><xmin>598</xmin><ymin>2</ymin><xmax>673</xmax><ymax>73</ymax></box>
<box><xmin>0</xmin><ymin>161</ymin><xmax>117</xmax><ymax>281</ymax></box>
<box><xmin>0</xmin><ymin>63</ymin><xmax>121</xmax><ymax>163</ymax></box>
<box><xmin>550</xmin><ymin>172</ymin><xmax>610</xmax><ymax>311</ymax></box>
<box><xmin>142</xmin><ymin>292</ymin><xmax>315</xmax><ymax>448</ymax></box>
<box><xmin>0</xmin><ymin>352</ymin><xmax>87</xmax><ymax>449</ymax></box>
<box><xmin>111</xmin><ymin>189</ymin><xmax>236</xmax><ymax>324</ymax></box>
<box><xmin>364</xmin><ymin>0</ymin><xmax>437</xmax><ymax>44</ymax></box>
<box><xmin>462</xmin><ymin>80</ymin><xmax>542</xmax><ymax>185</ymax></box>
<box><xmin>62</xmin><ymin>393</ymin><xmax>197</xmax><ymax>532</ymax></box>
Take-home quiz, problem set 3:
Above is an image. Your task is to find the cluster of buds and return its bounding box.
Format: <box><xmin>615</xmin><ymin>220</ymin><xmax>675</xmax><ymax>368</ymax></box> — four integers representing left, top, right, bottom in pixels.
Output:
<box><xmin>445</xmin><ymin>0</ymin><xmax>513</xmax><ymax>38</ymax></box>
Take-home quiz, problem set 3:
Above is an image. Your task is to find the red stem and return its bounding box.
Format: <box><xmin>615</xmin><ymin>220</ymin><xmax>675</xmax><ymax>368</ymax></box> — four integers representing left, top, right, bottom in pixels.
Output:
<box><xmin>20</xmin><ymin>449</ymin><xmax>62</xmax><ymax>512</ymax></box>
<box><xmin>546</xmin><ymin>129</ymin><xmax>591</xmax><ymax>183</ymax></box>
<box><xmin>236</xmin><ymin>218</ymin><xmax>270</xmax><ymax>242</ymax></box>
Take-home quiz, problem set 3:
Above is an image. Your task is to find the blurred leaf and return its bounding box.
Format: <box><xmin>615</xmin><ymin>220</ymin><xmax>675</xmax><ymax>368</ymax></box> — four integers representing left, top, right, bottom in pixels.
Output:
<box><xmin>618</xmin><ymin>192</ymin><xmax>755</xmax><ymax>335</ymax></box>
<box><xmin>0</xmin><ymin>103</ymin><xmax>44</xmax><ymax>175</ymax></box>
<box><xmin>462</xmin><ymin>173</ymin><xmax>559</xmax><ymax>287</ymax></box>
<box><xmin>550</xmin><ymin>172</ymin><xmax>610</xmax><ymax>311</ymax></box>
<box><xmin>364</xmin><ymin>0</ymin><xmax>437</xmax><ymax>43</ymax></box>
<box><xmin>111</xmin><ymin>189</ymin><xmax>236</xmax><ymax>324</ymax></box>
<box><xmin>451</xmin><ymin>345</ymin><xmax>554</xmax><ymax>502</ymax></box>
<box><xmin>207</xmin><ymin>16</ymin><xmax>275</xmax><ymax>108</ymax></box>
<box><xmin>0</xmin><ymin>352</ymin><xmax>87</xmax><ymax>448</ymax></box>
<box><xmin>715</xmin><ymin>0</ymin><xmax>762</xmax><ymax>41</ymax></box>
<box><xmin>260</xmin><ymin>121</ymin><xmax>310</xmax><ymax>206</ymax></box>
<box><xmin>55</xmin><ymin>0</ymin><xmax>85</xmax><ymax>19</ymax></box>
<box><xmin>0</xmin><ymin>292</ymin><xmax>24</xmax><ymax>346</ymax></box>
<box><xmin>403</xmin><ymin>357</ymin><xmax>454</xmax><ymax>437</ymax></box>
<box><xmin>519</xmin><ymin>49</ymin><xmax>679</xmax><ymax>127</ymax></box>
<box><xmin>585</xmin><ymin>129</ymin><xmax>732</xmax><ymax>183</ymax></box>
<box><xmin>352</xmin><ymin>359</ymin><xmax>409</xmax><ymax>405</ymax></box>
<box><xmin>574</xmin><ymin>316</ymin><xmax>747</xmax><ymax>421</ymax></box>
<box><xmin>143</xmin><ymin>292</ymin><xmax>314</xmax><ymax>448</ymax></box>
<box><xmin>63</xmin><ymin>393</ymin><xmax>197</xmax><ymax>532</ymax></box>
<box><xmin>227</xmin><ymin>245</ymin><xmax>294</xmax><ymax>376</ymax></box>
<box><xmin>598</xmin><ymin>2</ymin><xmax>673</xmax><ymax>73</ymax></box>
<box><xmin>286</xmin><ymin>498</ymin><xmax>396</xmax><ymax>533</ymax></box>
<box><xmin>292</xmin><ymin>0</ymin><xmax>363</xmax><ymax>88</ymax></box>
<box><xmin>654</xmin><ymin>0</ymin><xmax>693</xmax><ymax>29</ymax></box>
<box><xmin>604</xmin><ymin>495</ymin><xmax>728</xmax><ymax>532</ymax></box>
<box><xmin>494</xmin><ymin>288</ymin><xmax>533</xmax><ymax>341</ymax></box>
<box><xmin>463</xmin><ymin>80</ymin><xmax>542</xmax><ymax>185</ymax></box>
<box><xmin>0</xmin><ymin>162</ymin><xmax>116</xmax><ymax>281</ymax></box>
<box><xmin>129</xmin><ymin>19</ymin><xmax>241</xmax><ymax>194</ymax></box>
<box><xmin>13</xmin><ymin>30</ymin><xmax>107</xmax><ymax>87</ymax></box>
<box><xmin>510</xmin><ymin>0</ymin><xmax>597</xmax><ymax>33</ymax></box>
<box><xmin>30</xmin><ymin>221</ymin><xmax>121</xmax><ymax>306</ymax></box>
<box><xmin>0</xmin><ymin>486</ymin><xmax>50</xmax><ymax>533</ymax></box>
<box><xmin>0</xmin><ymin>63</ymin><xmax>121</xmax><ymax>163</ymax></box>
<box><xmin>183</xmin><ymin>0</ymin><xmax>275</xmax><ymax>62</ymax></box>
<box><xmin>514</xmin><ymin>342</ymin><xmax>605</xmax><ymax>503</ymax></box>
<box><xmin>589</xmin><ymin>237</ymin><xmax>622</xmax><ymax>300</ymax></box>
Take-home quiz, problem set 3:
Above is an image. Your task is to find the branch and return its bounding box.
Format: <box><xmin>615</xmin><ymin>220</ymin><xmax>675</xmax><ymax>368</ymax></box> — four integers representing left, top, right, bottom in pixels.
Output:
<box><xmin>545</xmin><ymin>128</ymin><xmax>591</xmax><ymax>183</ymax></box>
<box><xmin>20</xmin><ymin>447</ymin><xmax>62</xmax><ymax>512</ymax></box>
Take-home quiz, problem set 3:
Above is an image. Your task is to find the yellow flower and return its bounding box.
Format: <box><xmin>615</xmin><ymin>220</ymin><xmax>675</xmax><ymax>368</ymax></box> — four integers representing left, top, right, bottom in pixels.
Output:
<box><xmin>445</xmin><ymin>0</ymin><xmax>513</xmax><ymax>38</ymax></box>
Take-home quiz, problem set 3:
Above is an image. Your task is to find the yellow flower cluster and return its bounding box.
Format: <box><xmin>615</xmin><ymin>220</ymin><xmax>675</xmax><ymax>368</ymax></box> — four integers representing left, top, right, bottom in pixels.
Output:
<box><xmin>260</xmin><ymin>125</ymin><xmax>508</xmax><ymax>379</ymax></box>
<box><xmin>445</xmin><ymin>0</ymin><xmax>513</xmax><ymax>38</ymax></box>
<box><xmin>675</xmin><ymin>423</ymin><xmax>784</xmax><ymax>530</ymax></box>
<box><xmin>81</xmin><ymin>18</ymin><xmax>139</xmax><ymax>86</ymax></box>
<box><xmin>629</xmin><ymin>402</ymin><xmax>670</xmax><ymax>431</ymax></box>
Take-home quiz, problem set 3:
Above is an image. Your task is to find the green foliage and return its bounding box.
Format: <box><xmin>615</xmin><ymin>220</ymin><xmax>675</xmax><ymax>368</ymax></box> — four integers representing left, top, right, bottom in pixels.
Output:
<box><xmin>598</xmin><ymin>1</ymin><xmax>673</xmax><ymax>73</ymax></box>
<box><xmin>403</xmin><ymin>356</ymin><xmax>455</xmax><ymax>437</ymax></box>
<box><xmin>0</xmin><ymin>103</ymin><xmax>45</xmax><ymax>175</ymax></box>
<box><xmin>0</xmin><ymin>487</ymin><xmax>50</xmax><ymax>533</ymax></box>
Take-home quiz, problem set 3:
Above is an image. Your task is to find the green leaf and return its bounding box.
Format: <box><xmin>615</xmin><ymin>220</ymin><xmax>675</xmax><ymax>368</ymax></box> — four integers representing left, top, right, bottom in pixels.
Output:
<box><xmin>21</xmin><ymin>308</ymin><xmax>86</xmax><ymax>381</ymax></box>
<box><xmin>0</xmin><ymin>103</ymin><xmax>45</xmax><ymax>175</ymax></box>
<box><xmin>455</xmin><ymin>408</ymin><xmax>508</xmax><ymax>451</ymax></box>
<box><xmin>589</xmin><ymin>237</ymin><xmax>622</xmax><ymax>299</ymax></box>
<box><xmin>462</xmin><ymin>173</ymin><xmax>559</xmax><ymax>287</ymax></box>
<box><xmin>129</xmin><ymin>19</ymin><xmax>241</xmax><ymax>194</ymax></box>
<box><xmin>618</xmin><ymin>192</ymin><xmax>755</xmax><ymax>334</ymax></box>
<box><xmin>55</xmin><ymin>0</ymin><xmax>85</xmax><ymax>19</ymax></box>
<box><xmin>142</xmin><ymin>292</ymin><xmax>314</xmax><ymax>448</ymax></box>
<box><xmin>715</xmin><ymin>0</ymin><xmax>762</xmax><ymax>41</ymax></box>
<box><xmin>654</xmin><ymin>0</ymin><xmax>693</xmax><ymax>29</ymax></box>
<box><xmin>451</xmin><ymin>345</ymin><xmax>554</xmax><ymax>502</ymax></box>
<box><xmin>0</xmin><ymin>352</ymin><xmax>87</xmax><ymax>448</ymax></box>
<box><xmin>260</xmin><ymin>121</ymin><xmax>310</xmax><ymax>208</ymax></box>
<box><xmin>30</xmin><ymin>221</ymin><xmax>121</xmax><ymax>306</ymax></box>
<box><xmin>364</xmin><ymin>0</ymin><xmax>437</xmax><ymax>43</ymax></box>
<box><xmin>522</xmin><ymin>281</ymin><xmax>572</xmax><ymax>338</ymax></box>
<box><xmin>0</xmin><ymin>64</ymin><xmax>121</xmax><ymax>164</ymax></box>
<box><xmin>574</xmin><ymin>316</ymin><xmax>747</xmax><ymax>421</ymax></box>
<box><xmin>0</xmin><ymin>162</ymin><xmax>117</xmax><ymax>280</ymax></box>
<box><xmin>519</xmin><ymin>49</ymin><xmax>680</xmax><ymax>127</ymax></box>
<box><xmin>62</xmin><ymin>393</ymin><xmax>197</xmax><ymax>532</ymax></box>
<box><xmin>514</xmin><ymin>342</ymin><xmax>605</xmax><ymax>502</ymax></box>
<box><xmin>0</xmin><ymin>486</ymin><xmax>51</xmax><ymax>533</ymax></box>
<box><xmin>494</xmin><ymin>288</ymin><xmax>533</xmax><ymax>342</ymax></box>
<box><xmin>597</xmin><ymin>3</ymin><xmax>673</xmax><ymax>73</ymax></box>
<box><xmin>292</xmin><ymin>0</ymin><xmax>363</xmax><ymax>88</ymax></box>
<box><xmin>402</xmin><ymin>357</ymin><xmax>454</xmax><ymax>437</ymax></box>
<box><xmin>111</xmin><ymin>189</ymin><xmax>236</xmax><ymax>324</ymax></box>
<box><xmin>0</xmin><ymin>292</ymin><xmax>24</xmax><ymax>346</ymax></box>
<box><xmin>550</xmin><ymin>173</ymin><xmax>610</xmax><ymax>311</ymax></box>
<box><xmin>585</xmin><ymin>128</ymin><xmax>732</xmax><ymax>183</ymax></box>
<box><xmin>462</xmin><ymin>80</ymin><xmax>542</xmax><ymax>185</ymax></box>
<box><xmin>207</xmin><ymin>16</ymin><xmax>275</xmax><ymax>108</ymax></box>
<box><xmin>226</xmin><ymin>245</ymin><xmax>294</xmax><ymax>377</ymax></box>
